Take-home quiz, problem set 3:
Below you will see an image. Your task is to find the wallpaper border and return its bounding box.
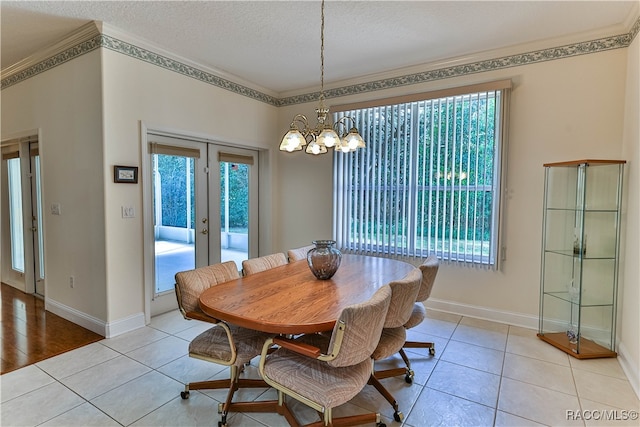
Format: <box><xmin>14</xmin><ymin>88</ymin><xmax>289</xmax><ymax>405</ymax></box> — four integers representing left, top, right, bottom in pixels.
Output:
<box><xmin>2</xmin><ymin>16</ymin><xmax>639</xmax><ymax>107</ymax></box>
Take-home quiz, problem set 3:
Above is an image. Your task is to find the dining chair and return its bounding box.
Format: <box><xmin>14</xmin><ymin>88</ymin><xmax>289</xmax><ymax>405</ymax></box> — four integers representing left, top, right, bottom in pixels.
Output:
<box><xmin>174</xmin><ymin>261</ymin><xmax>273</xmax><ymax>427</ymax></box>
<box><xmin>242</xmin><ymin>252</ymin><xmax>288</xmax><ymax>275</ymax></box>
<box><xmin>368</xmin><ymin>267</ymin><xmax>422</xmax><ymax>422</ymax></box>
<box><xmin>286</xmin><ymin>244</ymin><xmax>315</xmax><ymax>262</ymax></box>
<box><xmin>371</xmin><ymin>256</ymin><xmax>439</xmax><ymax>413</ymax></box>
<box><xmin>258</xmin><ymin>284</ymin><xmax>393</xmax><ymax>427</ymax></box>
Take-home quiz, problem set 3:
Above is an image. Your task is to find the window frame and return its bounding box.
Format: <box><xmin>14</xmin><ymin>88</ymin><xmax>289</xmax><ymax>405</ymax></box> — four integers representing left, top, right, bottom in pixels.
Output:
<box><xmin>332</xmin><ymin>80</ymin><xmax>511</xmax><ymax>269</ymax></box>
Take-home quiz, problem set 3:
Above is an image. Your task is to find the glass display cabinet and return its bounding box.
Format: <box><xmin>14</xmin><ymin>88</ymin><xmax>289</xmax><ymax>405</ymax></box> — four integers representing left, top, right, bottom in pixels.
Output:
<box><xmin>538</xmin><ymin>160</ymin><xmax>625</xmax><ymax>359</ymax></box>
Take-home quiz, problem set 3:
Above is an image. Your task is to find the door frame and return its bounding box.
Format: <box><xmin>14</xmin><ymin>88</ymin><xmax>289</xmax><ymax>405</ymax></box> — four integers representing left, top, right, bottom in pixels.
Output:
<box><xmin>140</xmin><ymin>122</ymin><xmax>261</xmax><ymax>323</ymax></box>
<box><xmin>0</xmin><ymin>130</ymin><xmax>44</xmax><ymax>296</ymax></box>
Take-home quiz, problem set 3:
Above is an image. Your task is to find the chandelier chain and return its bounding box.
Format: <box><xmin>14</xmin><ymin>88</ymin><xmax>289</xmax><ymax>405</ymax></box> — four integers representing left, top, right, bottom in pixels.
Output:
<box><xmin>320</xmin><ymin>0</ymin><xmax>325</xmax><ymax>102</ymax></box>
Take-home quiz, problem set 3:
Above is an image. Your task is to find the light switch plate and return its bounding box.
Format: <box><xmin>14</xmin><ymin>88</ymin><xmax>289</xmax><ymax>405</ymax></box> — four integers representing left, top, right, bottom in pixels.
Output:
<box><xmin>51</xmin><ymin>203</ymin><xmax>61</xmax><ymax>215</ymax></box>
<box><xmin>122</xmin><ymin>206</ymin><xmax>135</xmax><ymax>218</ymax></box>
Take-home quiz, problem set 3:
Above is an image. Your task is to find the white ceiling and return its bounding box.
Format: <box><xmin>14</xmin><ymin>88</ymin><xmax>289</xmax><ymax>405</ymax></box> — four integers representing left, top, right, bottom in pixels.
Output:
<box><xmin>1</xmin><ymin>1</ymin><xmax>638</xmax><ymax>95</ymax></box>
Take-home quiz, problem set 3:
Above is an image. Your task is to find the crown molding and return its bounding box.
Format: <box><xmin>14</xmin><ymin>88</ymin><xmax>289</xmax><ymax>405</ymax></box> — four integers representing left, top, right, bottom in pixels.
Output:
<box><xmin>2</xmin><ymin>14</ymin><xmax>639</xmax><ymax>107</ymax></box>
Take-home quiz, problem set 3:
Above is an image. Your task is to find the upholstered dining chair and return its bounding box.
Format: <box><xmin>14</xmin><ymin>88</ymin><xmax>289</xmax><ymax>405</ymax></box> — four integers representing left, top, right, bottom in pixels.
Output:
<box><xmin>372</xmin><ymin>256</ymin><xmax>439</xmax><ymax>396</ymax></box>
<box><xmin>258</xmin><ymin>285</ymin><xmax>393</xmax><ymax>427</ymax></box>
<box><xmin>286</xmin><ymin>244</ymin><xmax>315</xmax><ymax>262</ymax></box>
<box><xmin>242</xmin><ymin>252</ymin><xmax>288</xmax><ymax>275</ymax></box>
<box><xmin>174</xmin><ymin>261</ymin><xmax>273</xmax><ymax>427</ymax></box>
<box><xmin>368</xmin><ymin>268</ymin><xmax>422</xmax><ymax>422</ymax></box>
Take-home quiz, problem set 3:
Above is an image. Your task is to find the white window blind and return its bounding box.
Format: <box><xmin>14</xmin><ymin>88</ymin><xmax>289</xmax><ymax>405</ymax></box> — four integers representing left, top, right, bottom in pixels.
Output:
<box><xmin>333</xmin><ymin>81</ymin><xmax>510</xmax><ymax>268</ymax></box>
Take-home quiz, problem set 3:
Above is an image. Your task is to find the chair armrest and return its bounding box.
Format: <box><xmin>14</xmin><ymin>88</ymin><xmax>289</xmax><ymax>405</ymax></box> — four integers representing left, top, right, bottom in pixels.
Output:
<box><xmin>273</xmin><ymin>336</ymin><xmax>321</xmax><ymax>358</ymax></box>
<box><xmin>186</xmin><ymin>311</ymin><xmax>220</xmax><ymax>324</ymax></box>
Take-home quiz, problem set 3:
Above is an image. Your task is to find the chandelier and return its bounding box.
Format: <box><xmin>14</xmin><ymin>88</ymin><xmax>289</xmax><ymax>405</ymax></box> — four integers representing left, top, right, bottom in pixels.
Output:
<box><xmin>279</xmin><ymin>0</ymin><xmax>366</xmax><ymax>155</ymax></box>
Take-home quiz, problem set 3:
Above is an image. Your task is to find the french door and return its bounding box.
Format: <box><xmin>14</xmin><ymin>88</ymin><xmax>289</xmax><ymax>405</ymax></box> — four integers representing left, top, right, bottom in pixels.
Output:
<box><xmin>1</xmin><ymin>137</ymin><xmax>45</xmax><ymax>295</ymax></box>
<box><xmin>146</xmin><ymin>133</ymin><xmax>258</xmax><ymax>316</ymax></box>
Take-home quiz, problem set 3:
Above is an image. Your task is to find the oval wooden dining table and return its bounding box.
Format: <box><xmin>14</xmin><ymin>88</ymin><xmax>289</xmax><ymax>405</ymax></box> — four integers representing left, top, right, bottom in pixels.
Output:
<box><xmin>199</xmin><ymin>254</ymin><xmax>417</xmax><ymax>335</ymax></box>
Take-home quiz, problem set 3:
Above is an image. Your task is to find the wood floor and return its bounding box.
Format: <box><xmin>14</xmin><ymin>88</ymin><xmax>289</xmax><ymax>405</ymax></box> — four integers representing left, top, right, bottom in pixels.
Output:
<box><xmin>1</xmin><ymin>282</ymin><xmax>103</xmax><ymax>375</ymax></box>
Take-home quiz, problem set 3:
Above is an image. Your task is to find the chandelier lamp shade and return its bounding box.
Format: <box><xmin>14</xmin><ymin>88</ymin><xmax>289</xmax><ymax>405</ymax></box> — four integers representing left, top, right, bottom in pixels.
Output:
<box><xmin>279</xmin><ymin>0</ymin><xmax>366</xmax><ymax>155</ymax></box>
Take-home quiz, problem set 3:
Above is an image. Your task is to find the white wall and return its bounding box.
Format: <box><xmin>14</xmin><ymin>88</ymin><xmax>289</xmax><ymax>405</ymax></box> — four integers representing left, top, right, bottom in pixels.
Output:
<box><xmin>101</xmin><ymin>50</ymin><xmax>280</xmax><ymax>326</ymax></box>
<box><xmin>620</xmin><ymin>32</ymin><xmax>640</xmax><ymax>396</ymax></box>
<box><xmin>277</xmin><ymin>49</ymin><xmax>632</xmax><ymax>335</ymax></box>
<box><xmin>1</xmin><ymin>51</ymin><xmax>108</xmax><ymax>325</ymax></box>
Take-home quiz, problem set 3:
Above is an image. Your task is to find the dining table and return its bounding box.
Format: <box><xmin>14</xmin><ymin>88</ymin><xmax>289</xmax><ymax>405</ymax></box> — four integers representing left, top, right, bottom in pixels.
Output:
<box><xmin>198</xmin><ymin>253</ymin><xmax>417</xmax><ymax>335</ymax></box>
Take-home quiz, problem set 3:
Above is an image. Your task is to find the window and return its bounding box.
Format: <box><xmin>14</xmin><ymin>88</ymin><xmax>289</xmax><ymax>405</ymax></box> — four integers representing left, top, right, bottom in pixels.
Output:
<box><xmin>333</xmin><ymin>80</ymin><xmax>511</xmax><ymax>268</ymax></box>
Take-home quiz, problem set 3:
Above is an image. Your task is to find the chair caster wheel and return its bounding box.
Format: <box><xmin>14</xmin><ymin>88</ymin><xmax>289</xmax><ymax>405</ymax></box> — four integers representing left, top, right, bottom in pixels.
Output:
<box><xmin>393</xmin><ymin>410</ymin><xmax>404</xmax><ymax>422</ymax></box>
<box><xmin>405</xmin><ymin>373</ymin><xmax>413</xmax><ymax>384</ymax></box>
<box><xmin>377</xmin><ymin>423</ymin><xmax>387</xmax><ymax>427</ymax></box>
<box><xmin>429</xmin><ymin>347</ymin><xmax>436</xmax><ymax>356</ymax></box>
<box><xmin>180</xmin><ymin>391</ymin><xmax>189</xmax><ymax>399</ymax></box>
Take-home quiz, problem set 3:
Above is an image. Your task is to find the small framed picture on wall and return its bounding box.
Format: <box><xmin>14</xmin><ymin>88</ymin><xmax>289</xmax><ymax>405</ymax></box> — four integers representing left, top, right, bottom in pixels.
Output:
<box><xmin>114</xmin><ymin>165</ymin><xmax>138</xmax><ymax>183</ymax></box>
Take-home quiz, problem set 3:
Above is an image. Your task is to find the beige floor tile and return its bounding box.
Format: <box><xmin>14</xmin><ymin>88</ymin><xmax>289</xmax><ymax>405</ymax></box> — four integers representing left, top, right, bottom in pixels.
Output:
<box><xmin>406</xmin><ymin>386</ymin><xmax>495</xmax><ymax>426</ymax></box>
<box><xmin>573</xmin><ymin>368</ymin><xmax>640</xmax><ymax>410</ymax></box>
<box><xmin>569</xmin><ymin>356</ymin><xmax>628</xmax><ymax>379</ymax></box>
<box><xmin>100</xmin><ymin>326</ymin><xmax>169</xmax><ymax>354</ymax></box>
<box><xmin>149</xmin><ymin>309</ymin><xmax>195</xmax><ymax>335</ymax></box>
<box><xmin>0</xmin><ymin>364</ymin><xmax>55</xmax><ymax>403</ymax></box>
<box><xmin>126</xmin><ymin>335</ymin><xmax>189</xmax><ymax>369</ymax></box>
<box><xmin>427</xmin><ymin>360</ymin><xmax>501</xmax><ymax>407</ymax></box>
<box><xmin>90</xmin><ymin>371</ymin><xmax>183</xmax><ymax>426</ymax></box>
<box><xmin>494</xmin><ymin>410</ymin><xmax>546</xmax><ymax>426</ymax></box>
<box><xmin>451</xmin><ymin>323</ymin><xmax>508</xmax><ymax>351</ymax></box>
<box><xmin>130</xmin><ymin>391</ymin><xmax>221</xmax><ymax>426</ymax></box>
<box><xmin>0</xmin><ymin>381</ymin><xmax>85</xmax><ymax>427</ymax></box>
<box><xmin>460</xmin><ymin>317</ymin><xmax>510</xmax><ymax>333</ymax></box>
<box><xmin>440</xmin><ymin>339</ymin><xmax>505</xmax><ymax>375</ymax></box>
<box><xmin>498</xmin><ymin>377</ymin><xmax>582</xmax><ymax>426</ymax></box>
<box><xmin>36</xmin><ymin>342</ymin><xmax>119</xmax><ymax>380</ymax></box>
<box><xmin>580</xmin><ymin>398</ymin><xmax>640</xmax><ymax>426</ymax></box>
<box><xmin>412</xmin><ymin>312</ymin><xmax>460</xmax><ymax>339</ymax></box>
<box><xmin>503</xmin><ymin>352</ymin><xmax>576</xmax><ymax>395</ymax></box>
<box><xmin>156</xmin><ymin>353</ymin><xmax>226</xmax><ymax>385</ymax></box>
<box><xmin>40</xmin><ymin>402</ymin><xmax>121</xmax><ymax>426</ymax></box>
<box><xmin>506</xmin><ymin>333</ymin><xmax>571</xmax><ymax>366</ymax></box>
<box><xmin>59</xmin><ymin>355</ymin><xmax>151</xmax><ymax>400</ymax></box>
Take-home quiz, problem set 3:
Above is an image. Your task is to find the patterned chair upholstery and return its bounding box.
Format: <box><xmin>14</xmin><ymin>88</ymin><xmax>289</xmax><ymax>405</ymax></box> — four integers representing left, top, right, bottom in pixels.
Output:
<box><xmin>372</xmin><ymin>256</ymin><xmax>439</xmax><ymax>406</ymax></box>
<box><xmin>174</xmin><ymin>261</ymin><xmax>273</xmax><ymax>427</ymax></box>
<box><xmin>258</xmin><ymin>285</ymin><xmax>392</xmax><ymax>427</ymax></box>
<box><xmin>368</xmin><ymin>268</ymin><xmax>422</xmax><ymax>422</ymax></box>
<box><xmin>286</xmin><ymin>244</ymin><xmax>315</xmax><ymax>262</ymax></box>
<box><xmin>242</xmin><ymin>252</ymin><xmax>288</xmax><ymax>275</ymax></box>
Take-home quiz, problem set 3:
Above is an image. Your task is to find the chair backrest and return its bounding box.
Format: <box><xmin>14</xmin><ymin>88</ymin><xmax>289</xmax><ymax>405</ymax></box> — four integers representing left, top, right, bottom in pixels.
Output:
<box><xmin>326</xmin><ymin>285</ymin><xmax>392</xmax><ymax>368</ymax></box>
<box><xmin>175</xmin><ymin>260</ymin><xmax>240</xmax><ymax>317</ymax></box>
<box><xmin>384</xmin><ymin>268</ymin><xmax>422</xmax><ymax>328</ymax></box>
<box><xmin>417</xmin><ymin>255</ymin><xmax>439</xmax><ymax>302</ymax></box>
<box><xmin>287</xmin><ymin>245</ymin><xmax>315</xmax><ymax>262</ymax></box>
<box><xmin>242</xmin><ymin>252</ymin><xmax>288</xmax><ymax>276</ymax></box>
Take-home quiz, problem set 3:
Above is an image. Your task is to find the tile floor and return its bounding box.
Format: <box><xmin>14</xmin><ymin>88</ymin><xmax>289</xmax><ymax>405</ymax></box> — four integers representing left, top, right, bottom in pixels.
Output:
<box><xmin>1</xmin><ymin>310</ymin><xmax>638</xmax><ymax>427</ymax></box>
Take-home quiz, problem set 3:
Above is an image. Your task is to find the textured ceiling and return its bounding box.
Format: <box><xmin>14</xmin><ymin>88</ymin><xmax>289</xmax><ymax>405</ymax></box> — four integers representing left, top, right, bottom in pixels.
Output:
<box><xmin>1</xmin><ymin>1</ymin><xmax>638</xmax><ymax>94</ymax></box>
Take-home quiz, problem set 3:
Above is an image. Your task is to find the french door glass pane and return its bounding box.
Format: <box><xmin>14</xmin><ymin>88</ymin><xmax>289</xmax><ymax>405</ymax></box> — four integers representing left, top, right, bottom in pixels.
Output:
<box><xmin>7</xmin><ymin>158</ymin><xmax>24</xmax><ymax>272</ymax></box>
<box><xmin>153</xmin><ymin>153</ymin><xmax>195</xmax><ymax>294</ymax></box>
<box><xmin>220</xmin><ymin>161</ymin><xmax>249</xmax><ymax>270</ymax></box>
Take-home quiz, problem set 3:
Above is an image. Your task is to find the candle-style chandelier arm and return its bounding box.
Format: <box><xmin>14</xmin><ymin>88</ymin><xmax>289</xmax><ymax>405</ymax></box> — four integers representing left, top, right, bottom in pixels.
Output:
<box><xmin>278</xmin><ymin>0</ymin><xmax>366</xmax><ymax>156</ymax></box>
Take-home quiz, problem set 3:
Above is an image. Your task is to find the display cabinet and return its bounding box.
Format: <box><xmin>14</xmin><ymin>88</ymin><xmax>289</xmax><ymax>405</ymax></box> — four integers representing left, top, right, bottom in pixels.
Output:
<box><xmin>538</xmin><ymin>160</ymin><xmax>625</xmax><ymax>359</ymax></box>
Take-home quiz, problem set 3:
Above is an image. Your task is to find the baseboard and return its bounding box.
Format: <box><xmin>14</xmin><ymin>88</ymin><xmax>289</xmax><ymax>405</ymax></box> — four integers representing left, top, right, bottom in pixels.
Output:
<box><xmin>617</xmin><ymin>341</ymin><xmax>640</xmax><ymax>400</ymax></box>
<box><xmin>46</xmin><ymin>298</ymin><xmax>106</xmax><ymax>337</ymax></box>
<box><xmin>45</xmin><ymin>298</ymin><xmax>145</xmax><ymax>338</ymax></box>
<box><xmin>425</xmin><ymin>298</ymin><xmax>539</xmax><ymax>330</ymax></box>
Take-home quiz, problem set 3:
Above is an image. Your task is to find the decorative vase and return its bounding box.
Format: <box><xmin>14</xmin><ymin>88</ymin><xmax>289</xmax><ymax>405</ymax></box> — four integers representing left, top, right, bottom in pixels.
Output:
<box><xmin>307</xmin><ymin>240</ymin><xmax>342</xmax><ymax>280</ymax></box>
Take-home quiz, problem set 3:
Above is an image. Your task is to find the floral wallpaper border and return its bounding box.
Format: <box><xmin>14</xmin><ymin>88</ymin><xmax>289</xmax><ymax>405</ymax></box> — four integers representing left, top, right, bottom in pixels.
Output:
<box><xmin>2</xmin><ymin>15</ymin><xmax>639</xmax><ymax>107</ymax></box>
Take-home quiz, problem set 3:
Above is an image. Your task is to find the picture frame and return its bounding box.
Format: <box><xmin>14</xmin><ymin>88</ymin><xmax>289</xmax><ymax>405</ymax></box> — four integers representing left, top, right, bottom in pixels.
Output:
<box><xmin>114</xmin><ymin>165</ymin><xmax>138</xmax><ymax>183</ymax></box>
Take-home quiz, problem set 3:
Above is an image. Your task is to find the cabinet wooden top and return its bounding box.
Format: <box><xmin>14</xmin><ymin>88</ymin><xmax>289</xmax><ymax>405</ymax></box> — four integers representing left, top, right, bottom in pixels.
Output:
<box><xmin>543</xmin><ymin>159</ymin><xmax>626</xmax><ymax>167</ymax></box>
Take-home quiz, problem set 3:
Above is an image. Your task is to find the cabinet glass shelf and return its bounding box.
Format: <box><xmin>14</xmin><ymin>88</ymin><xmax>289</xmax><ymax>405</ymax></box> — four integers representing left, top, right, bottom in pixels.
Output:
<box><xmin>538</xmin><ymin>160</ymin><xmax>624</xmax><ymax>359</ymax></box>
